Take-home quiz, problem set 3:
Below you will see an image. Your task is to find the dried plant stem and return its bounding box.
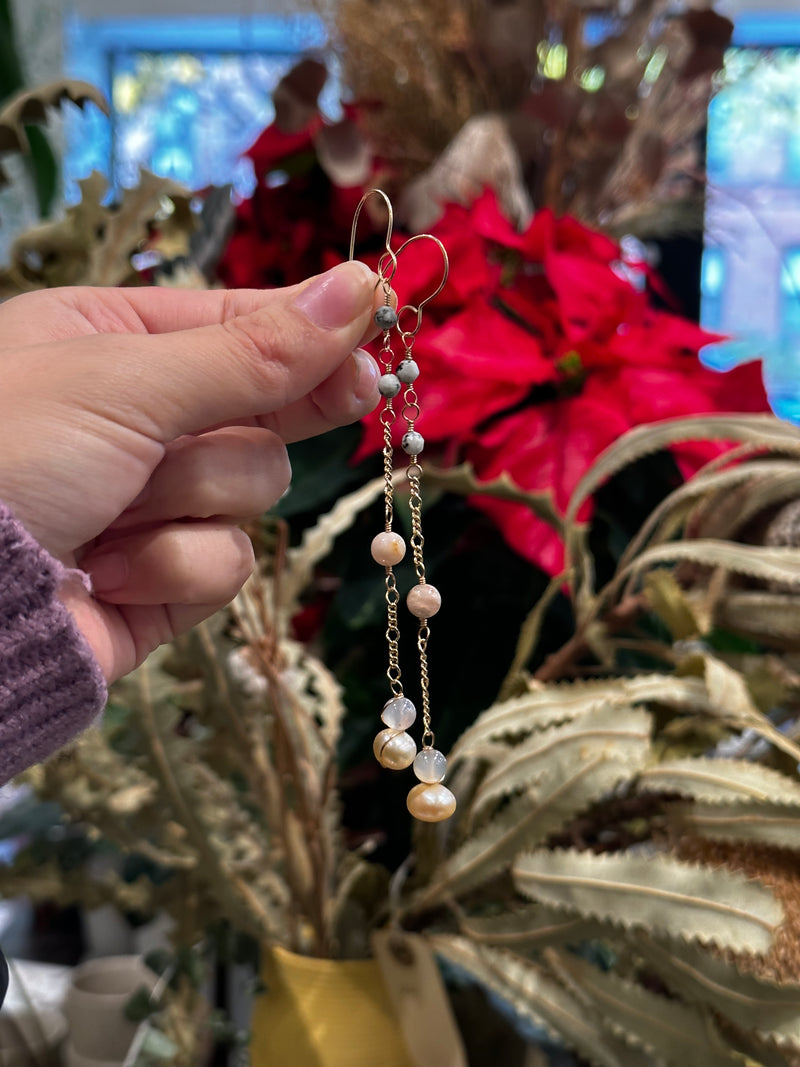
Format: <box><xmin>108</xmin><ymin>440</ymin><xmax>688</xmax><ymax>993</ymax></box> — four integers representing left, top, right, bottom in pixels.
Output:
<box><xmin>137</xmin><ymin>660</ymin><xmax>276</xmax><ymax>941</ymax></box>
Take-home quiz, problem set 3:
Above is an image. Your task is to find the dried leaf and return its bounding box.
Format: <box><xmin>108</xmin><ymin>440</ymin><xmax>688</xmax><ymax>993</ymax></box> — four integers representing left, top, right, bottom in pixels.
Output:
<box><xmin>513</xmin><ymin>848</ymin><xmax>783</xmax><ymax>954</ymax></box>
<box><xmin>620</xmin><ymin>541</ymin><xmax>800</xmax><ymax>595</ymax></box>
<box><xmin>430</xmin><ymin>936</ymin><xmax>648</xmax><ymax>1067</ymax></box>
<box><xmin>639</xmin><ymin>758</ymin><xmax>800</xmax><ymax>805</ymax></box>
<box><xmin>673</xmin><ymin>801</ymin><xmax>800</xmax><ymax>851</ymax></box>
<box><xmin>553</xmin><ymin>952</ymin><xmax>744</xmax><ymax>1067</ymax></box>
<box><xmin>644</xmin><ymin>569</ymin><xmax>701</xmax><ymax>639</ymax></box>
<box><xmin>0</xmin><ymin>79</ymin><xmax>108</xmax><ymax>163</ymax></box>
<box><xmin>461</xmin><ymin>903</ymin><xmax>608</xmax><ymax>950</ymax></box>
<box><xmin>637</xmin><ymin>935</ymin><xmax>800</xmax><ymax>1037</ymax></box>
<box><xmin>426</xmin><ymin>463</ymin><xmax>562</xmax><ymax>534</ymax></box>
<box><xmin>470</xmin><ymin>705</ymin><xmax>652</xmax><ymax>820</ymax></box>
<box><xmin>714</xmin><ymin>592</ymin><xmax>800</xmax><ymax>646</ymax></box>
<box><xmin>453</xmin><ymin>675</ymin><xmax>707</xmax><ymax>759</ymax></box>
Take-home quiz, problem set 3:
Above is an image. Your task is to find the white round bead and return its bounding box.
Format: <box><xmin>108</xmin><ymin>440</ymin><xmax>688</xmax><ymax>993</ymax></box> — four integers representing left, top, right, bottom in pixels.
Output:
<box><xmin>373</xmin><ymin>729</ymin><xmax>416</xmax><ymax>770</ymax></box>
<box><xmin>407</xmin><ymin>783</ymin><xmax>457</xmax><ymax>822</ymax></box>
<box><xmin>371</xmin><ymin>531</ymin><xmax>406</xmax><ymax>567</ymax></box>
<box><xmin>406</xmin><ymin>583</ymin><xmax>441</xmax><ymax>618</ymax></box>
<box><xmin>381</xmin><ymin>696</ymin><xmax>416</xmax><ymax>730</ymax></box>
<box><xmin>378</xmin><ymin>373</ymin><xmax>401</xmax><ymax>398</ymax></box>
<box><xmin>396</xmin><ymin>359</ymin><xmax>420</xmax><ymax>383</ymax></box>
<box><xmin>413</xmin><ymin>748</ymin><xmax>447</xmax><ymax>784</ymax></box>
<box><xmin>402</xmin><ymin>431</ymin><xmax>424</xmax><ymax>455</ymax></box>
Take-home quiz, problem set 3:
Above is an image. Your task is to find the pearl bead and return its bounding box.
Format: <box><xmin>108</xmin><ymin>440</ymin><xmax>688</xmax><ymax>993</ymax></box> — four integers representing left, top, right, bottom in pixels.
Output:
<box><xmin>413</xmin><ymin>748</ymin><xmax>447</xmax><ymax>784</ymax></box>
<box><xmin>407</xmin><ymin>783</ymin><xmax>457</xmax><ymax>822</ymax></box>
<box><xmin>374</xmin><ymin>305</ymin><xmax>398</xmax><ymax>330</ymax></box>
<box><xmin>373</xmin><ymin>729</ymin><xmax>416</xmax><ymax>770</ymax></box>
<box><xmin>371</xmin><ymin>531</ymin><xmax>406</xmax><ymax>567</ymax></box>
<box><xmin>396</xmin><ymin>359</ymin><xmax>420</xmax><ymax>383</ymax></box>
<box><xmin>378</xmin><ymin>373</ymin><xmax>401</xmax><ymax>398</ymax></box>
<box><xmin>402</xmin><ymin>431</ymin><xmax>424</xmax><ymax>455</ymax></box>
<box><xmin>407</xmin><ymin>584</ymin><xmax>441</xmax><ymax>618</ymax></box>
<box><xmin>381</xmin><ymin>696</ymin><xmax>416</xmax><ymax>730</ymax></box>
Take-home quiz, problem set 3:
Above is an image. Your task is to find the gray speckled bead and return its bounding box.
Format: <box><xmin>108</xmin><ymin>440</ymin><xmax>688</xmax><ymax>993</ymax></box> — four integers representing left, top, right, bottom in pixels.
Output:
<box><xmin>374</xmin><ymin>305</ymin><xmax>398</xmax><ymax>330</ymax></box>
<box><xmin>396</xmin><ymin>359</ymin><xmax>420</xmax><ymax>383</ymax></box>
<box><xmin>378</xmin><ymin>373</ymin><xmax>401</xmax><ymax>398</ymax></box>
<box><xmin>402</xmin><ymin>431</ymin><xmax>424</xmax><ymax>455</ymax></box>
<box><xmin>381</xmin><ymin>696</ymin><xmax>417</xmax><ymax>730</ymax></box>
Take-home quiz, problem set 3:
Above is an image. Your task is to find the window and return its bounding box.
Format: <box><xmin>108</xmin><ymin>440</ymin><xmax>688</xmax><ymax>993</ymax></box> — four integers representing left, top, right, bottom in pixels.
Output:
<box><xmin>63</xmin><ymin>13</ymin><xmax>333</xmax><ymax>201</ymax></box>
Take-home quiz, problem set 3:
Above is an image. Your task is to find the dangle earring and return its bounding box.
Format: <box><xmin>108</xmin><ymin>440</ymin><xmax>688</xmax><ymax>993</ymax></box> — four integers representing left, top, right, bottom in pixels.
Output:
<box><xmin>349</xmin><ymin>192</ymin><xmax>456</xmax><ymax>823</ymax></box>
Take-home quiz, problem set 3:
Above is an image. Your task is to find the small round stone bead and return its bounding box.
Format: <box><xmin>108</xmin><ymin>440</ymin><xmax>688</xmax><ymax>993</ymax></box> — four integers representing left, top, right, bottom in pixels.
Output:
<box><xmin>402</xmin><ymin>431</ymin><xmax>424</xmax><ymax>455</ymax></box>
<box><xmin>371</xmin><ymin>531</ymin><xmax>406</xmax><ymax>567</ymax></box>
<box><xmin>413</xmin><ymin>748</ymin><xmax>447</xmax><ymax>784</ymax></box>
<box><xmin>373</xmin><ymin>729</ymin><xmax>416</xmax><ymax>770</ymax></box>
<box><xmin>396</xmin><ymin>359</ymin><xmax>420</xmax><ymax>384</ymax></box>
<box><xmin>407</xmin><ymin>782</ymin><xmax>457</xmax><ymax>822</ymax></box>
<box><xmin>381</xmin><ymin>695</ymin><xmax>416</xmax><ymax>730</ymax></box>
<box><xmin>407</xmin><ymin>583</ymin><xmax>441</xmax><ymax>618</ymax></box>
<box><xmin>374</xmin><ymin>305</ymin><xmax>398</xmax><ymax>330</ymax></box>
<box><xmin>378</xmin><ymin>373</ymin><xmax>401</xmax><ymax>398</ymax></box>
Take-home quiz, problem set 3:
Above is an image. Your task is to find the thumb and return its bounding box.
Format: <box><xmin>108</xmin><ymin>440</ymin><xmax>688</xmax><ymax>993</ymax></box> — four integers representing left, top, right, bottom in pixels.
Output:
<box><xmin>59</xmin><ymin>261</ymin><xmax>381</xmax><ymax>443</ymax></box>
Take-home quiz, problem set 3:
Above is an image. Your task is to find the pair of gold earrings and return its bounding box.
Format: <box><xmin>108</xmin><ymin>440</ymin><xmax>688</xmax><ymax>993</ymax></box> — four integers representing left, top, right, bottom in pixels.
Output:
<box><xmin>349</xmin><ymin>190</ymin><xmax>456</xmax><ymax>824</ymax></box>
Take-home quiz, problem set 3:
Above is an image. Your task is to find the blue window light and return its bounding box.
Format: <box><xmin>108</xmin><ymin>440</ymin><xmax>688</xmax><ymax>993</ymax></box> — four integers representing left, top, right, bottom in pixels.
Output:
<box><xmin>63</xmin><ymin>13</ymin><xmax>332</xmax><ymax>201</ymax></box>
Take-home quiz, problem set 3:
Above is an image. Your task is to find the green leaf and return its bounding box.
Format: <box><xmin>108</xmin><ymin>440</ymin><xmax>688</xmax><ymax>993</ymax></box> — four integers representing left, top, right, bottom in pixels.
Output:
<box><xmin>430</xmin><ymin>936</ymin><xmax>651</xmax><ymax>1067</ymax></box>
<box><xmin>639</xmin><ymin>758</ymin><xmax>800</xmax><ymax>805</ymax></box>
<box><xmin>672</xmin><ymin>800</ymin><xmax>800</xmax><ymax>850</ymax></box>
<box><xmin>470</xmin><ymin>705</ymin><xmax>652</xmax><ymax>820</ymax></box>
<box><xmin>513</xmin><ymin>848</ymin><xmax>782</xmax><ymax>954</ymax></box>
<box><xmin>452</xmin><ymin>675</ymin><xmax>706</xmax><ymax>759</ymax></box>
<box><xmin>553</xmin><ymin>952</ymin><xmax>746</xmax><ymax>1067</ymax></box>
<box><xmin>276</xmin><ymin>424</ymin><xmax>366</xmax><ymax>518</ymax></box>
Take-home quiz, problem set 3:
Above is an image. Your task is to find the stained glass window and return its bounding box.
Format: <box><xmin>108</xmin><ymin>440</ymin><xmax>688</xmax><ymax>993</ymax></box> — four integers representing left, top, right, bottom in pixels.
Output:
<box><xmin>703</xmin><ymin>17</ymin><xmax>800</xmax><ymax>341</ymax></box>
<box><xmin>63</xmin><ymin>14</ymin><xmax>335</xmax><ymax>202</ymax></box>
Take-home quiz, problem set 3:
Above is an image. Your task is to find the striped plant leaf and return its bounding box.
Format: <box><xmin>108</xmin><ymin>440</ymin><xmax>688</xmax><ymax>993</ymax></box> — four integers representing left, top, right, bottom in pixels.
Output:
<box><xmin>429</xmin><ymin>936</ymin><xmax>653</xmax><ymax>1067</ymax></box>
<box><xmin>421</xmin><ymin>746</ymin><xmax>648</xmax><ymax>906</ymax></box>
<box><xmin>469</xmin><ymin>705</ymin><xmax>652</xmax><ymax>821</ymax></box>
<box><xmin>461</xmin><ymin>904</ymin><xmax>611</xmax><ymax>950</ymax></box>
<box><xmin>672</xmin><ymin>800</ymin><xmax>800</xmax><ymax>851</ymax></box>
<box><xmin>638</xmin><ymin>758</ymin><xmax>800</xmax><ymax>805</ymax></box>
<box><xmin>513</xmin><ymin>849</ymin><xmax>782</xmax><ymax>954</ymax></box>
<box><xmin>452</xmin><ymin>675</ymin><xmax>707</xmax><ymax>759</ymax></box>
<box><xmin>714</xmin><ymin>591</ymin><xmax>800</xmax><ymax>644</ymax></box>
<box><xmin>553</xmin><ymin>951</ymin><xmax>746</xmax><ymax>1067</ymax></box>
<box><xmin>637</xmin><ymin>935</ymin><xmax>800</xmax><ymax>1037</ymax></box>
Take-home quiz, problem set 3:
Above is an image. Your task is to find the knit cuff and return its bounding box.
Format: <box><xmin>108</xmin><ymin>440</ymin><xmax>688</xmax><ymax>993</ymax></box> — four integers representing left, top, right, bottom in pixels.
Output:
<box><xmin>0</xmin><ymin>503</ymin><xmax>107</xmax><ymax>784</ymax></box>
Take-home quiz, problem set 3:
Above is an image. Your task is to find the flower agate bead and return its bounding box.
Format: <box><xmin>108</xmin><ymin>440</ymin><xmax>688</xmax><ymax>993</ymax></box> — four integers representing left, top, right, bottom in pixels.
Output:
<box><xmin>373</xmin><ymin>729</ymin><xmax>416</xmax><ymax>770</ymax></box>
<box><xmin>396</xmin><ymin>359</ymin><xmax>420</xmax><ymax>383</ymax></box>
<box><xmin>381</xmin><ymin>696</ymin><xmax>416</xmax><ymax>730</ymax></box>
<box><xmin>407</xmin><ymin>783</ymin><xmax>457</xmax><ymax>822</ymax></box>
<box><xmin>413</xmin><ymin>748</ymin><xmax>447</xmax><ymax>784</ymax></box>
<box><xmin>371</xmin><ymin>531</ymin><xmax>406</xmax><ymax>567</ymax></box>
<box><xmin>402</xmin><ymin>431</ymin><xmax>424</xmax><ymax>455</ymax></box>
<box><xmin>374</xmin><ymin>305</ymin><xmax>398</xmax><ymax>330</ymax></box>
<box><xmin>378</xmin><ymin>373</ymin><xmax>401</xmax><ymax>398</ymax></box>
<box><xmin>407</xmin><ymin>583</ymin><xmax>441</xmax><ymax>618</ymax></box>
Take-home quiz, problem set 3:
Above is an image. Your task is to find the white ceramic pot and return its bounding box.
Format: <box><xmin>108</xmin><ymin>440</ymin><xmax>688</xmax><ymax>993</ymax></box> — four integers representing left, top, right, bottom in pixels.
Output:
<box><xmin>63</xmin><ymin>1040</ymin><xmax>125</xmax><ymax>1067</ymax></box>
<box><xmin>63</xmin><ymin>955</ymin><xmax>155</xmax><ymax>1062</ymax></box>
<box><xmin>0</xmin><ymin>1009</ymin><xmax>67</xmax><ymax>1067</ymax></box>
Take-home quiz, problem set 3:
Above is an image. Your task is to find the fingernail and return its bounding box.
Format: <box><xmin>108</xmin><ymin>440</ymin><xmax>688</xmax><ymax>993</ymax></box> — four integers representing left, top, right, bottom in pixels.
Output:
<box><xmin>294</xmin><ymin>262</ymin><xmax>377</xmax><ymax>330</ymax></box>
<box><xmin>86</xmin><ymin>551</ymin><xmax>128</xmax><ymax>594</ymax></box>
<box><xmin>352</xmin><ymin>348</ymin><xmax>380</xmax><ymax>402</ymax></box>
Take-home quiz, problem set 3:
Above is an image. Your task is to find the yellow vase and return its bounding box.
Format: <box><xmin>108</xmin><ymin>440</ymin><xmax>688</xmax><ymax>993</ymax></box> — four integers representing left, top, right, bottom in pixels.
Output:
<box><xmin>250</xmin><ymin>946</ymin><xmax>416</xmax><ymax>1067</ymax></box>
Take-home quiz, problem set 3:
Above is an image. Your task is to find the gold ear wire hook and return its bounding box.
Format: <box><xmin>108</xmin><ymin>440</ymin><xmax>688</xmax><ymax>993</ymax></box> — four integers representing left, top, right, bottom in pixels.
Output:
<box><xmin>393</xmin><ymin>233</ymin><xmax>449</xmax><ymax>337</ymax></box>
<box><xmin>349</xmin><ymin>188</ymin><xmax>398</xmax><ymax>285</ymax></box>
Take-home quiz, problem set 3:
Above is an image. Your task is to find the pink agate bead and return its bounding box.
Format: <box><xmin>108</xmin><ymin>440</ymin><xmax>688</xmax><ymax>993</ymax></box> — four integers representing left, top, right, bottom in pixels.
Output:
<box><xmin>406</xmin><ymin>583</ymin><xmax>441</xmax><ymax>618</ymax></box>
<box><xmin>371</xmin><ymin>532</ymin><xmax>406</xmax><ymax>567</ymax></box>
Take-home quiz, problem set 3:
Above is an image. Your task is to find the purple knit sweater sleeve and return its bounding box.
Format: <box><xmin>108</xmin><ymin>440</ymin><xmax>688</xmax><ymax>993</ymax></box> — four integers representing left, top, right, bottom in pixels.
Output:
<box><xmin>0</xmin><ymin>502</ymin><xmax>107</xmax><ymax>784</ymax></box>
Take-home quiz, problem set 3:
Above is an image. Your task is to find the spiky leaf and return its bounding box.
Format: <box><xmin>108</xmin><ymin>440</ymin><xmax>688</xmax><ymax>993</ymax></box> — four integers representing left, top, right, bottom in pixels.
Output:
<box><xmin>461</xmin><ymin>904</ymin><xmax>609</xmax><ymax>950</ymax></box>
<box><xmin>638</xmin><ymin>758</ymin><xmax>800</xmax><ymax>805</ymax></box>
<box><xmin>513</xmin><ymin>849</ymin><xmax>782</xmax><ymax>954</ymax></box>
<box><xmin>470</xmin><ymin>705</ymin><xmax>652</xmax><ymax>819</ymax></box>
<box><xmin>553</xmin><ymin>952</ymin><xmax>746</xmax><ymax>1067</ymax></box>
<box><xmin>672</xmin><ymin>800</ymin><xmax>800</xmax><ymax>850</ymax></box>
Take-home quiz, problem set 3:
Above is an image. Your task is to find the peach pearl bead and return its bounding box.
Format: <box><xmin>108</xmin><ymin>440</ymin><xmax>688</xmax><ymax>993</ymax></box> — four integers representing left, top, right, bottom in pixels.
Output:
<box><xmin>406</xmin><ymin>783</ymin><xmax>457</xmax><ymax>822</ymax></box>
<box><xmin>406</xmin><ymin>583</ymin><xmax>441</xmax><ymax>618</ymax></box>
<box><xmin>371</xmin><ymin>532</ymin><xmax>407</xmax><ymax>567</ymax></box>
<box><xmin>373</xmin><ymin>729</ymin><xmax>416</xmax><ymax>770</ymax></box>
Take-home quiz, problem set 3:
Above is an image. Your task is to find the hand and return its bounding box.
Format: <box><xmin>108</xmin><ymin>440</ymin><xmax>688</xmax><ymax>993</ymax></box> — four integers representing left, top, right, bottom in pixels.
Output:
<box><xmin>0</xmin><ymin>263</ymin><xmax>382</xmax><ymax>682</ymax></box>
